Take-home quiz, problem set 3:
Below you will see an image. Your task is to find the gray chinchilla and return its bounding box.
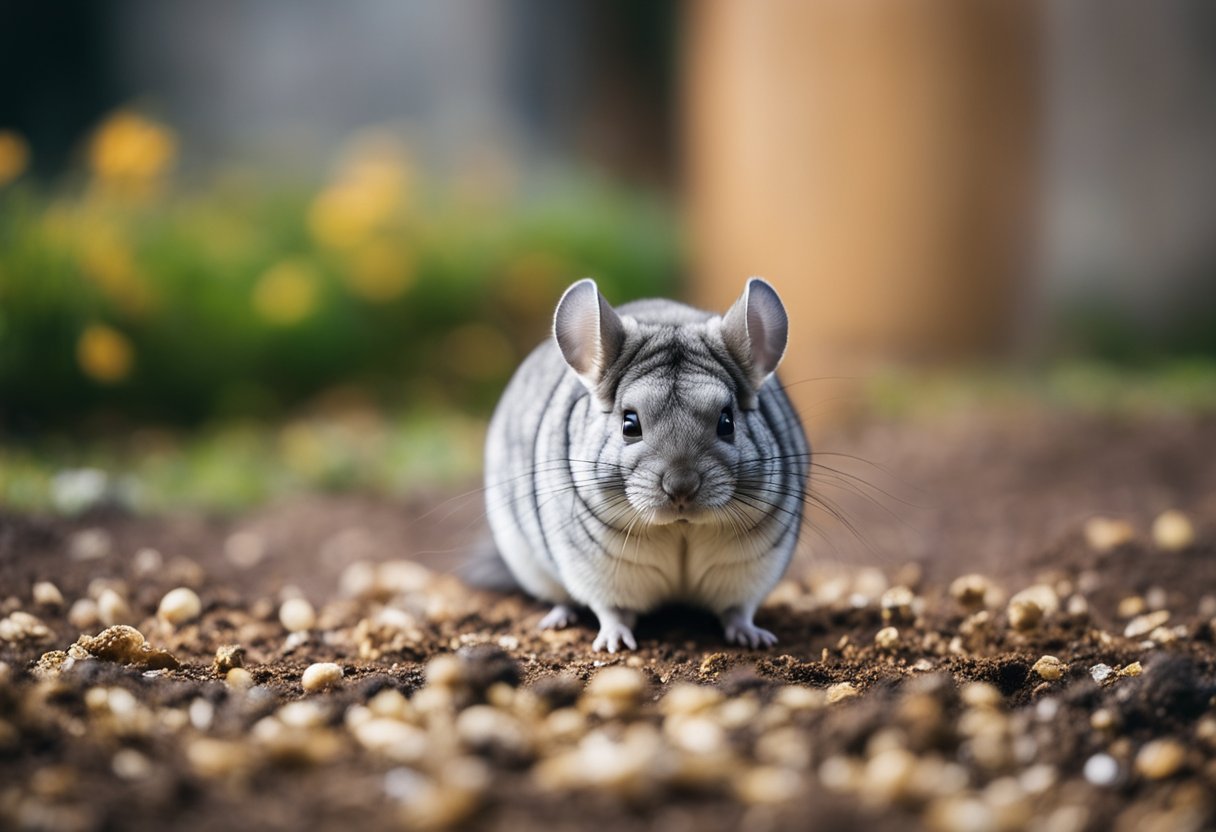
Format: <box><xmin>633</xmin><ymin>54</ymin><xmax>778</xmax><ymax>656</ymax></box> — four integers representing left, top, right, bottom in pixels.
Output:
<box><xmin>484</xmin><ymin>278</ymin><xmax>809</xmax><ymax>652</ymax></box>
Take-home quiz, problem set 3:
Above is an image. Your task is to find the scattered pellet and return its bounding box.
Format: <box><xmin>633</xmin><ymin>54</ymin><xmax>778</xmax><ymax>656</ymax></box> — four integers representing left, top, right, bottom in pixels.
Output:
<box><xmin>880</xmin><ymin>586</ymin><xmax>916</xmax><ymax>623</ymax></box>
<box><xmin>187</xmin><ymin>738</ymin><xmax>249</xmax><ymax>779</ymax></box>
<box><xmin>735</xmin><ymin>766</ymin><xmax>801</xmax><ymax>805</ymax></box>
<box><xmin>586</xmin><ymin>666</ymin><xmax>647</xmax><ymax>701</ymax></box>
<box><xmin>826</xmin><ymin>682</ymin><xmax>859</xmax><ymax>704</ymax></box>
<box><xmin>425</xmin><ymin>654</ymin><xmax>466</xmax><ymax>689</ymax></box>
<box><xmin>660</xmin><ymin>684</ymin><xmax>723</xmax><ymax>716</ymax></box>
<box><xmin>131</xmin><ymin>547</ymin><xmax>163</xmax><ymax>577</ymax></box>
<box><xmin>97</xmin><ymin>588</ymin><xmax>133</xmax><ymax>627</ymax></box>
<box><xmin>926</xmin><ymin>796</ymin><xmax>996</xmax><ymax>832</ymax></box>
<box><xmin>1031</xmin><ymin>655</ymin><xmax>1065</xmax><ymax>681</ymax></box>
<box><xmin>874</xmin><ymin>626</ymin><xmax>900</xmax><ymax>648</ymax></box>
<box><xmin>1007</xmin><ymin>600</ymin><xmax>1042</xmax><ymax>632</ymax></box>
<box><xmin>775</xmin><ymin>685</ymin><xmax>825</xmax><ymax>711</ymax></box>
<box><xmin>949</xmin><ymin>574</ymin><xmax>993</xmax><ymax>610</ymax></box>
<box><xmin>109</xmin><ymin>748</ymin><xmax>152</xmax><ymax>781</ymax></box>
<box><xmin>69</xmin><ymin>528</ymin><xmax>112</xmax><ymax>561</ymax></box>
<box><xmin>226</xmin><ymin>667</ymin><xmax>254</xmax><ymax>691</ymax></box>
<box><xmin>959</xmin><ymin>682</ymin><xmax>1002</xmax><ymax>710</ymax></box>
<box><xmin>1084</xmin><ymin>516</ymin><xmax>1135</xmax><ymax>552</ymax></box>
<box><xmin>157</xmin><ymin>587</ymin><xmax>202</xmax><ymax>625</ymax></box>
<box><xmin>279</xmin><ymin>597</ymin><xmax>317</xmax><ymax>632</ymax></box>
<box><xmin>32</xmin><ymin>581</ymin><xmax>64</xmax><ymax>608</ymax></box>
<box><xmin>301</xmin><ymin>662</ymin><xmax>344</xmax><ymax>692</ymax></box>
<box><xmin>1117</xmin><ymin>662</ymin><xmax>1142</xmax><ymax>678</ymax></box>
<box><xmin>1151</xmin><ymin>510</ymin><xmax>1194</xmax><ymax>551</ymax></box>
<box><xmin>213</xmin><ymin>644</ymin><xmax>245</xmax><ymax>674</ymax></box>
<box><xmin>1117</xmin><ymin>595</ymin><xmax>1146</xmax><ymax>618</ymax></box>
<box><xmin>76</xmin><ymin>625</ymin><xmax>180</xmax><ymax>669</ymax></box>
<box><xmin>1135</xmin><ymin>739</ymin><xmax>1185</xmax><ymax>780</ymax></box>
<box><xmin>67</xmin><ymin>598</ymin><xmax>99</xmax><ymax>629</ymax></box>
<box><xmin>0</xmin><ymin>611</ymin><xmax>50</xmax><ymax>642</ymax></box>
<box><xmin>1124</xmin><ymin>610</ymin><xmax>1169</xmax><ymax>639</ymax></box>
<box><xmin>1084</xmin><ymin>754</ymin><xmax>1118</xmax><ymax>788</ymax></box>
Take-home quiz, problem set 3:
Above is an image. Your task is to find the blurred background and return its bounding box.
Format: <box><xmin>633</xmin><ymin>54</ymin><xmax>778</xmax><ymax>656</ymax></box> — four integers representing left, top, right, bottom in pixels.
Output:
<box><xmin>1</xmin><ymin>0</ymin><xmax>1214</xmax><ymax>513</ymax></box>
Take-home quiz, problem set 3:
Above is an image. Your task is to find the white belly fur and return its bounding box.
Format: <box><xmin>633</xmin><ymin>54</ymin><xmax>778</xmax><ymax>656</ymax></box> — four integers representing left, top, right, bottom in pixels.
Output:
<box><xmin>557</xmin><ymin>523</ymin><xmax>787</xmax><ymax>615</ymax></box>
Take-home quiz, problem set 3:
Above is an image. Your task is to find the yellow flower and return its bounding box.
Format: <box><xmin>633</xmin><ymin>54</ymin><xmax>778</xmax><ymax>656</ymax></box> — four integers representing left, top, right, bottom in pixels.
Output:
<box><xmin>252</xmin><ymin>260</ymin><xmax>319</xmax><ymax>325</ymax></box>
<box><xmin>77</xmin><ymin>324</ymin><xmax>134</xmax><ymax>383</ymax></box>
<box><xmin>0</xmin><ymin>130</ymin><xmax>30</xmax><ymax>186</ymax></box>
<box><xmin>307</xmin><ymin>129</ymin><xmax>410</xmax><ymax>249</ymax></box>
<box><xmin>343</xmin><ymin>240</ymin><xmax>415</xmax><ymax>301</ymax></box>
<box><xmin>89</xmin><ymin>111</ymin><xmax>177</xmax><ymax>183</ymax></box>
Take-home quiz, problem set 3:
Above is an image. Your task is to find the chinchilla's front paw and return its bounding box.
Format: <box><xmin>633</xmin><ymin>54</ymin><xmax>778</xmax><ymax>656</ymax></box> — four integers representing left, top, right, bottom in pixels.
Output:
<box><xmin>722</xmin><ymin>607</ymin><xmax>778</xmax><ymax>649</ymax></box>
<box><xmin>592</xmin><ymin>621</ymin><xmax>638</xmax><ymax>653</ymax></box>
<box><xmin>590</xmin><ymin>605</ymin><xmax>638</xmax><ymax>653</ymax></box>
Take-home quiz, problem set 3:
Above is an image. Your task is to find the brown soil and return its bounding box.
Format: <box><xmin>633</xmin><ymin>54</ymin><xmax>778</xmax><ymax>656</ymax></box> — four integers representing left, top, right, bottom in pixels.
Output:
<box><xmin>2</xmin><ymin>409</ymin><xmax>1215</xmax><ymax>831</ymax></box>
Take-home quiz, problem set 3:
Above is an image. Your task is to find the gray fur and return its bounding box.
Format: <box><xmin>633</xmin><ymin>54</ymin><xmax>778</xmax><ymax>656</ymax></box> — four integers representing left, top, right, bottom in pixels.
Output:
<box><xmin>484</xmin><ymin>278</ymin><xmax>810</xmax><ymax>652</ymax></box>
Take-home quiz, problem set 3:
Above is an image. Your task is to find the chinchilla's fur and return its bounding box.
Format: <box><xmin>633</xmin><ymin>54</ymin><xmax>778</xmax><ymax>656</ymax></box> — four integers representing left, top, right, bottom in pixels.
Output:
<box><xmin>484</xmin><ymin>278</ymin><xmax>809</xmax><ymax>652</ymax></box>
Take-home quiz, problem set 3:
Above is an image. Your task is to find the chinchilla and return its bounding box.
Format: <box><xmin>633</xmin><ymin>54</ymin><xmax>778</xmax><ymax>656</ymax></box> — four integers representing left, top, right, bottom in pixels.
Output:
<box><xmin>483</xmin><ymin>278</ymin><xmax>809</xmax><ymax>652</ymax></box>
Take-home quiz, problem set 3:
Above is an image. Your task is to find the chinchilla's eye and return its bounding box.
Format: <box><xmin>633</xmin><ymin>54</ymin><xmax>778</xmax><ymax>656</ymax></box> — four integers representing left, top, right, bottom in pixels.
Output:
<box><xmin>622</xmin><ymin>410</ymin><xmax>643</xmax><ymax>439</ymax></box>
<box><xmin>717</xmin><ymin>407</ymin><xmax>735</xmax><ymax>439</ymax></box>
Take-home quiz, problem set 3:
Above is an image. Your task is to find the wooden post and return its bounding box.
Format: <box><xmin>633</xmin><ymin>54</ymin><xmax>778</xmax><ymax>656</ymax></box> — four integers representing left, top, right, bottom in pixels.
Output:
<box><xmin>684</xmin><ymin>0</ymin><xmax>1040</xmax><ymax>421</ymax></box>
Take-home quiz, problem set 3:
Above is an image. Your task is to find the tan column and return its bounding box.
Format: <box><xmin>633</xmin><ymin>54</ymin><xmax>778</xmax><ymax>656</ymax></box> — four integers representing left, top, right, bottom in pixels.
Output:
<box><xmin>684</xmin><ymin>0</ymin><xmax>1040</xmax><ymax>420</ymax></box>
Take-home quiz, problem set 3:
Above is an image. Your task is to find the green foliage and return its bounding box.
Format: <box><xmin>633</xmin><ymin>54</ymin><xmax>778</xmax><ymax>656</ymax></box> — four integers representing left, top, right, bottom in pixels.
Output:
<box><xmin>0</xmin><ymin>169</ymin><xmax>679</xmax><ymax>428</ymax></box>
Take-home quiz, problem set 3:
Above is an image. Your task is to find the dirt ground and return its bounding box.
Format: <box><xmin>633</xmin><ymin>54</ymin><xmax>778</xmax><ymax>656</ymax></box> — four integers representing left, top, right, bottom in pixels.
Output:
<box><xmin>2</xmin><ymin>407</ymin><xmax>1215</xmax><ymax>831</ymax></box>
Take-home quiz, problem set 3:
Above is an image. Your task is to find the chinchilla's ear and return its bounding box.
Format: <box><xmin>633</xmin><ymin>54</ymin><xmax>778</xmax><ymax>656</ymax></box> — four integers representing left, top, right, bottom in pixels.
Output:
<box><xmin>553</xmin><ymin>278</ymin><xmax>624</xmax><ymax>409</ymax></box>
<box><xmin>720</xmin><ymin>277</ymin><xmax>789</xmax><ymax>408</ymax></box>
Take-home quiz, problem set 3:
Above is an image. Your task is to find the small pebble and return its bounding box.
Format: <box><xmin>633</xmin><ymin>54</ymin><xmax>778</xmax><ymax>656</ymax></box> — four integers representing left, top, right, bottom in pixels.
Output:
<box><xmin>1007</xmin><ymin>600</ymin><xmax>1042</xmax><ymax>632</ymax></box>
<box><xmin>949</xmin><ymin>574</ymin><xmax>992</xmax><ymax>610</ymax></box>
<box><xmin>97</xmin><ymin>588</ymin><xmax>133</xmax><ymax>627</ymax></box>
<box><xmin>586</xmin><ymin>666</ymin><xmax>647</xmax><ymax>701</ymax></box>
<box><xmin>32</xmin><ymin>581</ymin><xmax>64</xmax><ymax>608</ymax></box>
<box><xmin>1117</xmin><ymin>661</ymin><xmax>1142</xmax><ymax>678</ymax></box>
<box><xmin>226</xmin><ymin>667</ymin><xmax>254</xmax><ymax>691</ymax></box>
<box><xmin>1083</xmin><ymin>753</ymin><xmax>1120</xmax><ymax>787</ymax></box>
<box><xmin>735</xmin><ymin>766</ymin><xmax>802</xmax><ymax>805</ymax></box>
<box><xmin>279</xmin><ymin>597</ymin><xmax>317</xmax><ymax>633</ymax></box>
<box><xmin>158</xmin><ymin>587</ymin><xmax>202</xmax><ymax>625</ymax></box>
<box><xmin>826</xmin><ymin>682</ymin><xmax>859</xmax><ymax>704</ymax></box>
<box><xmin>880</xmin><ymin>586</ymin><xmax>916</xmax><ymax>623</ymax></box>
<box><xmin>131</xmin><ymin>547</ymin><xmax>163</xmax><ymax>577</ymax></box>
<box><xmin>1117</xmin><ymin>595</ymin><xmax>1147</xmax><ymax>618</ymax></box>
<box><xmin>1031</xmin><ymin>655</ymin><xmax>1065</xmax><ymax>681</ymax></box>
<box><xmin>112</xmin><ymin>748</ymin><xmax>152</xmax><ymax>780</ymax></box>
<box><xmin>69</xmin><ymin>528</ymin><xmax>112</xmax><ymax>561</ymax></box>
<box><xmin>660</xmin><ymin>683</ymin><xmax>723</xmax><ymax>716</ymax></box>
<box><xmin>1151</xmin><ymin>510</ymin><xmax>1194</xmax><ymax>551</ymax></box>
<box><xmin>1089</xmin><ymin>664</ymin><xmax>1114</xmax><ymax>684</ymax></box>
<box><xmin>425</xmin><ymin>654</ymin><xmax>466</xmax><ymax>689</ymax></box>
<box><xmin>1124</xmin><ymin>610</ymin><xmax>1169</xmax><ymax>639</ymax></box>
<box><xmin>301</xmin><ymin>662</ymin><xmax>344</xmax><ymax>692</ymax></box>
<box><xmin>1135</xmin><ymin>739</ymin><xmax>1185</xmax><ymax>780</ymax></box>
<box><xmin>213</xmin><ymin>644</ymin><xmax>245</xmax><ymax>674</ymax></box>
<box><xmin>959</xmin><ymin>682</ymin><xmax>1002</xmax><ymax>710</ymax></box>
<box><xmin>874</xmin><ymin>626</ymin><xmax>900</xmax><ymax>648</ymax></box>
<box><xmin>67</xmin><ymin>598</ymin><xmax>99</xmax><ymax>629</ymax></box>
<box><xmin>1084</xmin><ymin>516</ymin><xmax>1135</xmax><ymax>552</ymax></box>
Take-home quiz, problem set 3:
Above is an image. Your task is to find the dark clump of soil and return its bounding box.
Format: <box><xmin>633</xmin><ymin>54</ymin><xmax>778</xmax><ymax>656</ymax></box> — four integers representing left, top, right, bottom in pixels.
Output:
<box><xmin>1</xmin><ymin>410</ymin><xmax>1215</xmax><ymax>831</ymax></box>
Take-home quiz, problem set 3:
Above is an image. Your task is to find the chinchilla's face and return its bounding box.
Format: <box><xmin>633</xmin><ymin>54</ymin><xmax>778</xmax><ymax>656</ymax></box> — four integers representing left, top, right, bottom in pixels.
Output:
<box><xmin>586</xmin><ymin>326</ymin><xmax>747</xmax><ymax>526</ymax></box>
<box><xmin>554</xmin><ymin>277</ymin><xmax>793</xmax><ymax>530</ymax></box>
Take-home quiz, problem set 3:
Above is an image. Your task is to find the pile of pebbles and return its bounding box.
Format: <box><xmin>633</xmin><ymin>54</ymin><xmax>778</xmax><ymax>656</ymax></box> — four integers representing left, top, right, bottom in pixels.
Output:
<box><xmin>0</xmin><ymin>509</ymin><xmax>1213</xmax><ymax>831</ymax></box>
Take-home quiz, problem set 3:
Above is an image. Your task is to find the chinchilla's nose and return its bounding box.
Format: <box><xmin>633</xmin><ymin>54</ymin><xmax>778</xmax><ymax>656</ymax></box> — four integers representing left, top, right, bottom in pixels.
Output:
<box><xmin>661</xmin><ymin>468</ymin><xmax>702</xmax><ymax>505</ymax></box>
